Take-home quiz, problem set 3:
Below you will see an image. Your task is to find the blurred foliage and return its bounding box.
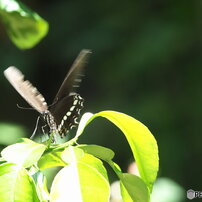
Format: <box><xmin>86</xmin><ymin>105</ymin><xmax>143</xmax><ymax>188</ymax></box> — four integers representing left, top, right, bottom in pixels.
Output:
<box><xmin>151</xmin><ymin>178</ymin><xmax>185</xmax><ymax>202</ymax></box>
<box><xmin>0</xmin><ymin>0</ymin><xmax>201</xmax><ymax>197</ymax></box>
<box><xmin>0</xmin><ymin>0</ymin><xmax>49</xmax><ymax>49</ymax></box>
<box><xmin>0</xmin><ymin>123</ymin><xmax>26</xmax><ymax>145</ymax></box>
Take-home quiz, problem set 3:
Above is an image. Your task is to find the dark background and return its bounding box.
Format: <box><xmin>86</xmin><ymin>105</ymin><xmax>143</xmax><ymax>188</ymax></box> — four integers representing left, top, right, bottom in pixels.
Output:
<box><xmin>0</xmin><ymin>0</ymin><xmax>201</xmax><ymax>198</ymax></box>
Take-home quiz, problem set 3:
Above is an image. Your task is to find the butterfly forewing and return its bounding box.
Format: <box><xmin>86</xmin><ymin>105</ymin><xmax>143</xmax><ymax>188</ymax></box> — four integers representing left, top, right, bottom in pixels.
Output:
<box><xmin>4</xmin><ymin>66</ymin><xmax>48</xmax><ymax>114</ymax></box>
<box><xmin>53</xmin><ymin>49</ymin><xmax>91</xmax><ymax>102</ymax></box>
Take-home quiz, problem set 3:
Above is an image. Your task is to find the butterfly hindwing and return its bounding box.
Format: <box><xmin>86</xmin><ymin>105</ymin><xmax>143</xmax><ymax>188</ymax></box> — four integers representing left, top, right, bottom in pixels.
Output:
<box><xmin>49</xmin><ymin>94</ymin><xmax>84</xmax><ymax>136</ymax></box>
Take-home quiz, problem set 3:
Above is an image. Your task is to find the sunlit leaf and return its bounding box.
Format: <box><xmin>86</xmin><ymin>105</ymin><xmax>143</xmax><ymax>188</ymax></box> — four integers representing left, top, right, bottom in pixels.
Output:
<box><xmin>0</xmin><ymin>0</ymin><xmax>49</xmax><ymax>49</ymax></box>
<box><xmin>79</xmin><ymin>111</ymin><xmax>159</xmax><ymax>192</ymax></box>
<box><xmin>1</xmin><ymin>138</ymin><xmax>46</xmax><ymax>168</ymax></box>
<box><xmin>50</xmin><ymin>152</ymin><xmax>110</xmax><ymax>202</ymax></box>
<box><xmin>75</xmin><ymin>112</ymin><xmax>93</xmax><ymax>138</ymax></box>
<box><xmin>38</xmin><ymin>150</ymin><xmax>67</xmax><ymax>170</ymax></box>
<box><xmin>0</xmin><ymin>163</ymin><xmax>40</xmax><ymax>202</ymax></box>
<box><xmin>32</xmin><ymin>171</ymin><xmax>50</xmax><ymax>202</ymax></box>
<box><xmin>61</xmin><ymin>146</ymin><xmax>84</xmax><ymax>163</ymax></box>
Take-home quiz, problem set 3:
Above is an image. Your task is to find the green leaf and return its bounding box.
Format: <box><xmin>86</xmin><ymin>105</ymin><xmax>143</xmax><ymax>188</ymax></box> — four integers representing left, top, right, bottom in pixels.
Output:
<box><xmin>1</xmin><ymin>138</ymin><xmax>46</xmax><ymax>168</ymax></box>
<box><xmin>0</xmin><ymin>0</ymin><xmax>49</xmax><ymax>49</ymax></box>
<box><xmin>77</xmin><ymin>144</ymin><xmax>115</xmax><ymax>161</ymax></box>
<box><xmin>108</xmin><ymin>161</ymin><xmax>149</xmax><ymax>202</ymax></box>
<box><xmin>38</xmin><ymin>143</ymin><xmax>86</xmax><ymax>170</ymax></box>
<box><xmin>50</xmin><ymin>152</ymin><xmax>110</xmax><ymax>202</ymax></box>
<box><xmin>38</xmin><ymin>150</ymin><xmax>67</xmax><ymax>170</ymax></box>
<box><xmin>79</xmin><ymin>153</ymin><xmax>109</xmax><ymax>181</ymax></box>
<box><xmin>61</xmin><ymin>146</ymin><xmax>84</xmax><ymax>163</ymax></box>
<box><xmin>120</xmin><ymin>182</ymin><xmax>133</xmax><ymax>202</ymax></box>
<box><xmin>0</xmin><ymin>162</ymin><xmax>40</xmax><ymax>202</ymax></box>
<box><xmin>32</xmin><ymin>171</ymin><xmax>50</xmax><ymax>202</ymax></box>
<box><xmin>38</xmin><ymin>142</ymin><xmax>114</xmax><ymax>170</ymax></box>
<box><xmin>120</xmin><ymin>173</ymin><xmax>149</xmax><ymax>202</ymax></box>
<box><xmin>79</xmin><ymin>111</ymin><xmax>159</xmax><ymax>192</ymax></box>
<box><xmin>75</xmin><ymin>112</ymin><xmax>94</xmax><ymax>138</ymax></box>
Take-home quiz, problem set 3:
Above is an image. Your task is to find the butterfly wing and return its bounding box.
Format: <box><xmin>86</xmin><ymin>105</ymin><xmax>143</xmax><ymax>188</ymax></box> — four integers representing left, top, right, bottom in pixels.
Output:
<box><xmin>4</xmin><ymin>66</ymin><xmax>48</xmax><ymax>114</ymax></box>
<box><xmin>52</xmin><ymin>49</ymin><xmax>91</xmax><ymax>102</ymax></box>
<box><xmin>49</xmin><ymin>49</ymin><xmax>91</xmax><ymax>136</ymax></box>
<box><xmin>50</xmin><ymin>94</ymin><xmax>84</xmax><ymax>136</ymax></box>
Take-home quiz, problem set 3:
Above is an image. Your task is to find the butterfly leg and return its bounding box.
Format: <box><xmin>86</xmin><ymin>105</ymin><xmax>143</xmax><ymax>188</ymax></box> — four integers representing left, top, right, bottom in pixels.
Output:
<box><xmin>30</xmin><ymin>116</ymin><xmax>40</xmax><ymax>139</ymax></box>
<box><xmin>41</xmin><ymin>124</ymin><xmax>56</xmax><ymax>143</ymax></box>
<box><xmin>41</xmin><ymin>124</ymin><xmax>48</xmax><ymax>135</ymax></box>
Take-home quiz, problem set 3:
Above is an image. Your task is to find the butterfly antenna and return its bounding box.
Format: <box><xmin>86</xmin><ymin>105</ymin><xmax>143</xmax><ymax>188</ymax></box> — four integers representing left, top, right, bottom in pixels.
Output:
<box><xmin>30</xmin><ymin>116</ymin><xmax>41</xmax><ymax>139</ymax></box>
<box><xmin>17</xmin><ymin>104</ymin><xmax>35</xmax><ymax>110</ymax></box>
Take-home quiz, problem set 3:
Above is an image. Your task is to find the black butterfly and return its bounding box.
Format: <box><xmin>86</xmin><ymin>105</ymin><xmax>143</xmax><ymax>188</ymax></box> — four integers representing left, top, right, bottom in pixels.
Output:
<box><xmin>4</xmin><ymin>49</ymin><xmax>91</xmax><ymax>137</ymax></box>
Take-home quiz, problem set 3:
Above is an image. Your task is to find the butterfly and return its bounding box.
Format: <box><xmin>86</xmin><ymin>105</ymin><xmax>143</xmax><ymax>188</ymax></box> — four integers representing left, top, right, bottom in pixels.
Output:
<box><xmin>4</xmin><ymin>49</ymin><xmax>91</xmax><ymax>137</ymax></box>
